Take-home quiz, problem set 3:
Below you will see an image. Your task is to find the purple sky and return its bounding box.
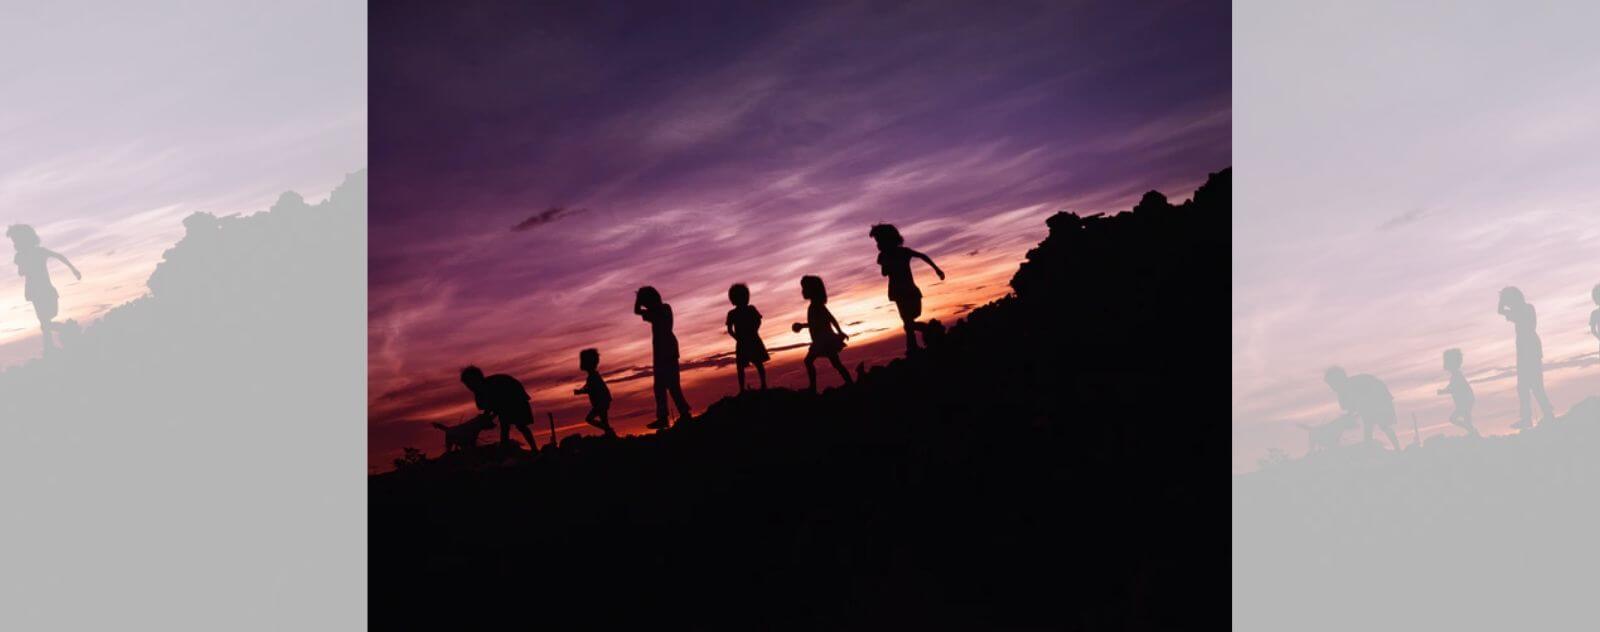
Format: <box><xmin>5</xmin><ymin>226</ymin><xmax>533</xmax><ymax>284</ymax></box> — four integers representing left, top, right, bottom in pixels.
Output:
<box><xmin>1232</xmin><ymin>2</ymin><xmax>1600</xmax><ymax>473</ymax></box>
<box><xmin>369</xmin><ymin>0</ymin><xmax>1231</xmax><ymax>468</ymax></box>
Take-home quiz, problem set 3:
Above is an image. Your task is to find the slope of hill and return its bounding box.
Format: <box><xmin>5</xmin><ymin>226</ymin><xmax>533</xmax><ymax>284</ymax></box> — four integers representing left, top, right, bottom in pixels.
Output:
<box><xmin>370</xmin><ymin>168</ymin><xmax>1229</xmax><ymax>629</ymax></box>
<box><xmin>0</xmin><ymin>171</ymin><xmax>366</xmax><ymax>624</ymax></box>
<box><xmin>1233</xmin><ymin>395</ymin><xmax>1600</xmax><ymax>631</ymax></box>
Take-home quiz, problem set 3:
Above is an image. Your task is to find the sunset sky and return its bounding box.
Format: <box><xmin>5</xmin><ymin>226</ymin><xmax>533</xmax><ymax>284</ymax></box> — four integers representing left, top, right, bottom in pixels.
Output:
<box><xmin>369</xmin><ymin>1</ymin><xmax>1232</xmax><ymax>468</ymax></box>
<box><xmin>1232</xmin><ymin>2</ymin><xmax>1600</xmax><ymax>473</ymax></box>
<box><xmin>0</xmin><ymin>2</ymin><xmax>365</xmax><ymax>370</ymax></box>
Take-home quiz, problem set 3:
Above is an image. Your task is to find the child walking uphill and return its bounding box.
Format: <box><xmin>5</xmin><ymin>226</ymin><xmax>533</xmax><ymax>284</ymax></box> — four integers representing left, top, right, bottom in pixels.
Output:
<box><xmin>635</xmin><ymin>286</ymin><xmax>692</xmax><ymax>430</ymax></box>
<box><xmin>791</xmin><ymin>275</ymin><xmax>853</xmax><ymax>393</ymax></box>
<box><xmin>1436</xmin><ymin>348</ymin><xmax>1478</xmax><ymax>437</ymax></box>
<box><xmin>725</xmin><ymin>283</ymin><xmax>769</xmax><ymax>393</ymax></box>
<box><xmin>7</xmin><ymin>224</ymin><xmax>81</xmax><ymax>357</ymax></box>
<box><xmin>574</xmin><ymin>348</ymin><xmax>617</xmax><ymax>438</ymax></box>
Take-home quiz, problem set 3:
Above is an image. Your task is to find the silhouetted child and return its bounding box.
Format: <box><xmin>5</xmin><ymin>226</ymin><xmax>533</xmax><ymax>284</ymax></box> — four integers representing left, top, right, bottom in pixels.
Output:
<box><xmin>725</xmin><ymin>283</ymin><xmax>769</xmax><ymax>393</ymax></box>
<box><xmin>635</xmin><ymin>286</ymin><xmax>692</xmax><ymax>429</ymax></box>
<box><xmin>7</xmin><ymin>224</ymin><xmax>81</xmax><ymax>357</ymax></box>
<box><xmin>1498</xmin><ymin>286</ymin><xmax>1554</xmax><ymax>429</ymax></box>
<box><xmin>1436</xmin><ymin>348</ymin><xmax>1478</xmax><ymax>437</ymax></box>
<box><xmin>869</xmin><ymin>223</ymin><xmax>944</xmax><ymax>355</ymax></box>
<box><xmin>1590</xmin><ymin>283</ymin><xmax>1600</xmax><ymax>359</ymax></box>
<box><xmin>574</xmin><ymin>348</ymin><xmax>616</xmax><ymax>438</ymax></box>
<box><xmin>460</xmin><ymin>365</ymin><xmax>539</xmax><ymax>451</ymax></box>
<box><xmin>791</xmin><ymin>275</ymin><xmax>853</xmax><ymax>393</ymax></box>
<box><xmin>1323</xmin><ymin>366</ymin><xmax>1401</xmax><ymax>451</ymax></box>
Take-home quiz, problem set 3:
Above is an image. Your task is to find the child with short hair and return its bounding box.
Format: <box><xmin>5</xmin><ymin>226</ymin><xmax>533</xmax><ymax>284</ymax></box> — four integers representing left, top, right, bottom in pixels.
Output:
<box><xmin>574</xmin><ymin>348</ymin><xmax>616</xmax><ymax>438</ymax></box>
<box><xmin>791</xmin><ymin>275</ymin><xmax>853</xmax><ymax>393</ymax></box>
<box><xmin>725</xmin><ymin>283</ymin><xmax>769</xmax><ymax>392</ymax></box>
<box><xmin>1436</xmin><ymin>348</ymin><xmax>1478</xmax><ymax>437</ymax></box>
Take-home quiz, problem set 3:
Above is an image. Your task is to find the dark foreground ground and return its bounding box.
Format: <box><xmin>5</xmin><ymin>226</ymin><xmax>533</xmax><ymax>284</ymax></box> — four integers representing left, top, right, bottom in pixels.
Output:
<box><xmin>370</xmin><ymin>169</ymin><xmax>1228</xmax><ymax>629</ymax></box>
<box><xmin>1234</xmin><ymin>396</ymin><xmax>1600</xmax><ymax>632</ymax></box>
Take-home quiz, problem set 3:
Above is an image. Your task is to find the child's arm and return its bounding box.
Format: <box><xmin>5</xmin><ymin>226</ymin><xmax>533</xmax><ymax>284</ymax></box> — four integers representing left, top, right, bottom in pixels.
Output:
<box><xmin>43</xmin><ymin>248</ymin><xmax>81</xmax><ymax>280</ymax></box>
<box><xmin>828</xmin><ymin>311</ymin><xmax>849</xmax><ymax>340</ymax></box>
<box><xmin>791</xmin><ymin>319</ymin><xmax>807</xmax><ymax>333</ymax></box>
<box><xmin>725</xmin><ymin>313</ymin><xmax>736</xmax><ymax>337</ymax></box>
<box><xmin>908</xmin><ymin>248</ymin><xmax>945</xmax><ymax>280</ymax></box>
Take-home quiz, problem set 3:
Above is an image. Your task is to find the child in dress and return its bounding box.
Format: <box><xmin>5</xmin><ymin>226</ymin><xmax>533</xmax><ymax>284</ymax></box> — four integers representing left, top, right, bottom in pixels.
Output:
<box><xmin>790</xmin><ymin>275</ymin><xmax>853</xmax><ymax>393</ymax></box>
<box><xmin>6</xmin><ymin>224</ymin><xmax>81</xmax><ymax>357</ymax></box>
<box><xmin>725</xmin><ymin>283</ymin><xmax>769</xmax><ymax>392</ymax></box>
<box><xmin>1435</xmin><ymin>348</ymin><xmax>1478</xmax><ymax>437</ymax></box>
<box><xmin>574</xmin><ymin>348</ymin><xmax>616</xmax><ymax>437</ymax></box>
<box><xmin>1589</xmin><ymin>284</ymin><xmax>1599</xmax><ymax>359</ymax></box>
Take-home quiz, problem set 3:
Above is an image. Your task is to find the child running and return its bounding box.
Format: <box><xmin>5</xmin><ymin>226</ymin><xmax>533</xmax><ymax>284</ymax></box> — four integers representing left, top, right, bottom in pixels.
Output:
<box><xmin>791</xmin><ymin>275</ymin><xmax>853</xmax><ymax>393</ymax></box>
<box><xmin>574</xmin><ymin>348</ymin><xmax>616</xmax><ymax>438</ymax></box>
<box><xmin>868</xmin><ymin>223</ymin><xmax>944</xmax><ymax>356</ymax></box>
<box><xmin>1436</xmin><ymin>348</ymin><xmax>1478</xmax><ymax>437</ymax></box>
<box><xmin>7</xmin><ymin>224</ymin><xmax>81</xmax><ymax>357</ymax></box>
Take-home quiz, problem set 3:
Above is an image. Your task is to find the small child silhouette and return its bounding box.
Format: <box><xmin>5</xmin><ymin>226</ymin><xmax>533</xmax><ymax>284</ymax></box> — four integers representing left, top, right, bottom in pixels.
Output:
<box><xmin>635</xmin><ymin>286</ymin><xmax>693</xmax><ymax>429</ymax></box>
<box><xmin>1589</xmin><ymin>283</ymin><xmax>1599</xmax><ymax>359</ymax></box>
<box><xmin>1436</xmin><ymin>348</ymin><xmax>1478</xmax><ymax>437</ymax></box>
<box><xmin>869</xmin><ymin>223</ymin><xmax>944</xmax><ymax>356</ymax></box>
<box><xmin>791</xmin><ymin>275</ymin><xmax>853</xmax><ymax>393</ymax></box>
<box><xmin>725</xmin><ymin>283</ymin><xmax>769</xmax><ymax>393</ymax></box>
<box><xmin>574</xmin><ymin>348</ymin><xmax>617</xmax><ymax>438</ymax></box>
<box><xmin>7</xmin><ymin>224</ymin><xmax>81</xmax><ymax>357</ymax></box>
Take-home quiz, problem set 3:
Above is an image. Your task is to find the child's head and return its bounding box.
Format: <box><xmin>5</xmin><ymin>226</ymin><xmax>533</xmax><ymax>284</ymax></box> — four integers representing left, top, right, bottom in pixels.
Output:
<box><xmin>579</xmin><ymin>348</ymin><xmax>600</xmax><ymax>372</ymax></box>
<box><xmin>1499</xmin><ymin>286</ymin><xmax>1525</xmax><ymax>307</ymax></box>
<box><xmin>800</xmin><ymin>275</ymin><xmax>827</xmax><ymax>303</ymax></box>
<box><xmin>460</xmin><ymin>365</ymin><xmax>485</xmax><ymax>388</ymax></box>
<box><xmin>1323</xmin><ymin>365</ymin><xmax>1347</xmax><ymax>390</ymax></box>
<box><xmin>728</xmin><ymin>283</ymin><xmax>750</xmax><ymax>307</ymax></box>
<box><xmin>1443</xmin><ymin>348</ymin><xmax>1463</xmax><ymax>371</ymax></box>
<box><xmin>5</xmin><ymin>224</ymin><xmax>39</xmax><ymax>248</ymax></box>
<box><xmin>636</xmin><ymin>285</ymin><xmax>662</xmax><ymax>308</ymax></box>
<box><xmin>868</xmin><ymin>223</ymin><xmax>903</xmax><ymax>250</ymax></box>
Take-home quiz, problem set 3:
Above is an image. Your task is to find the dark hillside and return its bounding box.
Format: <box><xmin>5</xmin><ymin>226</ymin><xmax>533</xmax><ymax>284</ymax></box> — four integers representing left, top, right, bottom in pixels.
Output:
<box><xmin>370</xmin><ymin>168</ymin><xmax>1229</xmax><ymax>629</ymax></box>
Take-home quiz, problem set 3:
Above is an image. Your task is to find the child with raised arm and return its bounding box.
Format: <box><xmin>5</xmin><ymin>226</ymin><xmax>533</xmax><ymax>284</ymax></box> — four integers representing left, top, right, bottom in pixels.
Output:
<box><xmin>7</xmin><ymin>224</ymin><xmax>81</xmax><ymax>356</ymax></box>
<box><xmin>725</xmin><ymin>283</ymin><xmax>769</xmax><ymax>393</ymax></box>
<box><xmin>791</xmin><ymin>275</ymin><xmax>853</xmax><ymax>393</ymax></box>
<box><xmin>574</xmin><ymin>348</ymin><xmax>616</xmax><ymax>438</ymax></box>
<box><xmin>868</xmin><ymin>223</ymin><xmax>944</xmax><ymax>355</ymax></box>
<box><xmin>1436</xmin><ymin>348</ymin><xmax>1478</xmax><ymax>437</ymax></box>
<box><xmin>635</xmin><ymin>286</ymin><xmax>692</xmax><ymax>430</ymax></box>
<box><xmin>1498</xmin><ymin>286</ymin><xmax>1555</xmax><ymax>429</ymax></box>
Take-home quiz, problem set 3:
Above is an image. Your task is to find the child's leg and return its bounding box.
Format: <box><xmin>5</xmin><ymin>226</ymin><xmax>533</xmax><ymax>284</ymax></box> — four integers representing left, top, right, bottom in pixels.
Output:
<box><xmin>598</xmin><ymin>407</ymin><xmax>615</xmax><ymax>436</ymax></box>
<box><xmin>1517</xmin><ymin>381</ymin><xmax>1533</xmax><ymax>427</ymax></box>
<box><xmin>804</xmin><ymin>354</ymin><xmax>819</xmax><ymax>392</ymax></box>
<box><xmin>515</xmin><ymin>424</ymin><xmax>538</xmax><ymax>451</ymax></box>
<box><xmin>1382</xmin><ymin>425</ymin><xmax>1400</xmax><ymax>450</ymax></box>
<box><xmin>1463</xmin><ymin>409</ymin><xmax>1478</xmax><ymax>436</ymax></box>
<box><xmin>1530</xmin><ymin>373</ymin><xmax>1555</xmax><ymax>421</ymax></box>
<box><xmin>827</xmin><ymin>353</ymin><xmax>852</xmax><ymax>384</ymax></box>
<box><xmin>653</xmin><ymin>381</ymin><xmax>670</xmax><ymax>423</ymax></box>
<box><xmin>754</xmin><ymin>361</ymin><xmax>767</xmax><ymax>389</ymax></box>
<box><xmin>669</xmin><ymin>383</ymin><xmax>692</xmax><ymax>419</ymax></box>
<box><xmin>737</xmin><ymin>361</ymin><xmax>748</xmax><ymax>392</ymax></box>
